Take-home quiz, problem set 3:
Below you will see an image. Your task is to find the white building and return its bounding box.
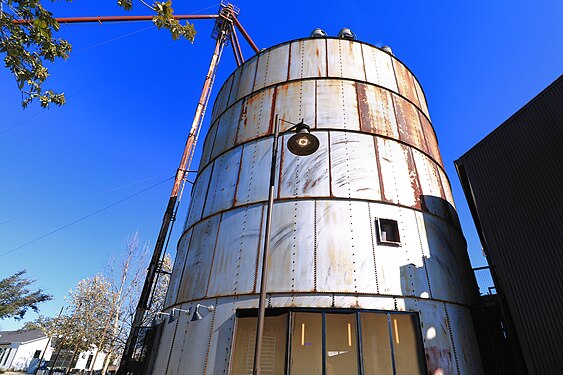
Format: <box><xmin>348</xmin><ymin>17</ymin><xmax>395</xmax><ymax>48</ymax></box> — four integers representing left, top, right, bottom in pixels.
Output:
<box><xmin>0</xmin><ymin>330</ymin><xmax>51</xmax><ymax>372</ymax></box>
<box><xmin>0</xmin><ymin>329</ymin><xmax>107</xmax><ymax>373</ymax></box>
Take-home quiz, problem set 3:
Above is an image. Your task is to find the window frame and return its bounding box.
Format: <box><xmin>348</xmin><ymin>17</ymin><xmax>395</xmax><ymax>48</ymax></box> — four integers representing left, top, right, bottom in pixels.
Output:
<box><xmin>230</xmin><ymin>308</ymin><xmax>427</xmax><ymax>375</ymax></box>
<box><xmin>376</xmin><ymin>218</ymin><xmax>402</xmax><ymax>246</ymax></box>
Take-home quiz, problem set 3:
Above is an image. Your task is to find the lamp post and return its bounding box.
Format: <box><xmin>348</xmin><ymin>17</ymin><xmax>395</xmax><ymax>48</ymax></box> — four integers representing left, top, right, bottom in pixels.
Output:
<box><xmin>253</xmin><ymin>115</ymin><xmax>319</xmax><ymax>375</ymax></box>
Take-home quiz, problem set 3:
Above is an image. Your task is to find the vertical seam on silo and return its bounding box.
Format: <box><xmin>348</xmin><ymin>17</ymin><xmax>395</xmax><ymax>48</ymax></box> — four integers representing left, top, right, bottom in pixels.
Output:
<box><xmin>373</xmin><ymin>48</ymin><xmax>381</xmax><ymax>85</ymax></box>
<box><xmin>314</xmin><ymin>199</ymin><xmax>318</xmax><ymax>292</ymax></box>
<box><xmin>367</xmin><ymin>203</ymin><xmax>380</xmax><ymax>294</ymax></box>
<box><xmin>234</xmin><ymin>207</ymin><xmax>246</xmax><ymax>295</ymax></box>
<box><xmin>414</xmin><ymin>209</ymin><xmax>433</xmax><ymax>299</ymax></box>
<box><xmin>314</xmin><ymin>79</ymin><xmax>318</xmax><ymax>129</ymax></box>
<box><xmin>359</xmin><ymin>42</ymin><xmax>367</xmax><ymax>82</ymax></box>
<box><xmin>233</xmin><ymin>98</ymin><xmax>244</xmax><ymax>146</ymax></box>
<box><xmin>203</xmin><ymin>298</ymin><xmax>218</xmax><ymax>374</ymax></box>
<box><xmin>291</xmin><ymin>199</ymin><xmax>297</xmax><ymax>302</ymax></box>
<box><xmin>250</xmin><ymin>54</ymin><xmax>259</xmax><ymax>93</ymax></box>
<box><xmin>300</xmin><ymin>40</ymin><xmax>305</xmax><ymax>79</ymax></box>
<box><xmin>327</xmin><ymin>131</ymin><xmax>333</xmax><ymax>197</ymax></box>
<box><xmin>444</xmin><ymin>303</ymin><xmax>460</xmax><ymax>375</ymax></box>
<box><xmin>324</xmin><ymin>39</ymin><xmax>329</xmax><ymax>77</ymax></box>
<box><xmin>253</xmin><ymin>205</ymin><xmax>266</xmax><ymax>293</ymax></box>
<box><xmin>373</xmin><ymin>136</ymin><xmax>385</xmax><ymax>200</ymax></box>
<box><xmin>199</xmin><ymin>161</ymin><xmax>216</xmax><ymax>229</ymax></box>
<box><xmin>390</xmin><ymin>58</ymin><xmax>400</xmax><ymax>98</ymax></box>
<box><xmin>231</xmin><ymin>145</ymin><xmax>244</xmax><ymax>207</ymax></box>
<box><xmin>407</xmin><ymin>147</ymin><xmax>422</xmax><ymax>209</ymax></box>
<box><xmin>164</xmin><ymin>318</ymin><xmax>180</xmax><ymax>375</ymax></box>
<box><xmin>205</xmin><ymin>215</ymin><xmax>222</xmax><ymax>298</ymax></box>
<box><xmin>175</xmin><ymin>227</ymin><xmax>196</xmax><ymax>305</ymax></box>
<box><xmin>287</xmin><ymin>41</ymin><xmax>292</xmax><ymax>81</ymax></box>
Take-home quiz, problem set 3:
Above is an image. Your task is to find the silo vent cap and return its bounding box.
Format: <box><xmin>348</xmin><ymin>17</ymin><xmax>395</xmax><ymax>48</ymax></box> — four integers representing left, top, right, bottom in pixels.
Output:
<box><xmin>337</xmin><ymin>28</ymin><xmax>356</xmax><ymax>40</ymax></box>
<box><xmin>382</xmin><ymin>45</ymin><xmax>393</xmax><ymax>55</ymax></box>
<box><xmin>310</xmin><ymin>28</ymin><xmax>327</xmax><ymax>38</ymax></box>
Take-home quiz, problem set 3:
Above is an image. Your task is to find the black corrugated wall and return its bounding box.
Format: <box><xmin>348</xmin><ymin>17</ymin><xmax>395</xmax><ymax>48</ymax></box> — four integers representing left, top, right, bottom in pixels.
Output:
<box><xmin>455</xmin><ymin>76</ymin><xmax>563</xmax><ymax>374</ymax></box>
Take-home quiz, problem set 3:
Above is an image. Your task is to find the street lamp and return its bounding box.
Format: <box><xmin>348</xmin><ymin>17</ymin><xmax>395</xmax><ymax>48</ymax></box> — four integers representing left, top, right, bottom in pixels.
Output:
<box><xmin>253</xmin><ymin>115</ymin><xmax>319</xmax><ymax>375</ymax></box>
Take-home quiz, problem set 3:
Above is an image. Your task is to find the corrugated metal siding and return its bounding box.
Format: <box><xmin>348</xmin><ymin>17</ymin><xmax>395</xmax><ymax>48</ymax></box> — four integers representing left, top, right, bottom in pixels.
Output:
<box><xmin>455</xmin><ymin>75</ymin><xmax>563</xmax><ymax>374</ymax></box>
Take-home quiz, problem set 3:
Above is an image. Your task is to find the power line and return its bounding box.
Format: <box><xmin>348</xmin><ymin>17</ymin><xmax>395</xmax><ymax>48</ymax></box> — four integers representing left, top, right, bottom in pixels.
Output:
<box><xmin>0</xmin><ymin>176</ymin><xmax>174</xmax><ymax>257</ymax></box>
<box><xmin>0</xmin><ymin>173</ymin><xmax>172</xmax><ymax>225</ymax></box>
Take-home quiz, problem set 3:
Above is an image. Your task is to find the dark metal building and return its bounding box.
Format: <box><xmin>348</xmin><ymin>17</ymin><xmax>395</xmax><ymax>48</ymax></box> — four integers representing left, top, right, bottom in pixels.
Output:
<box><xmin>455</xmin><ymin>75</ymin><xmax>563</xmax><ymax>374</ymax></box>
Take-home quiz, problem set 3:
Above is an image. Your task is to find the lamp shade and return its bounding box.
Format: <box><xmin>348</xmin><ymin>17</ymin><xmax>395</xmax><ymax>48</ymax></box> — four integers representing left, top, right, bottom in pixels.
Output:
<box><xmin>287</xmin><ymin>122</ymin><xmax>320</xmax><ymax>156</ymax></box>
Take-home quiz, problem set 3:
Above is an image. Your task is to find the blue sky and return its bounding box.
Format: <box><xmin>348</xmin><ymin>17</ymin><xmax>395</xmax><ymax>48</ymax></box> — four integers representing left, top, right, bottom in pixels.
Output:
<box><xmin>1</xmin><ymin>1</ymin><xmax>561</xmax><ymax>331</ymax></box>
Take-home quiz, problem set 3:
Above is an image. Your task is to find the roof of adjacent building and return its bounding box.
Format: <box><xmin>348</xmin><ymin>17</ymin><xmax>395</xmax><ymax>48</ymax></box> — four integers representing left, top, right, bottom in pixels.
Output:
<box><xmin>0</xmin><ymin>330</ymin><xmax>46</xmax><ymax>345</ymax></box>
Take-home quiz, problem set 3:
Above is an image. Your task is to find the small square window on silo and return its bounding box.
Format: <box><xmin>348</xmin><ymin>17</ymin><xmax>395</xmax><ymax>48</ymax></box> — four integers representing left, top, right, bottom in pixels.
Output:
<box><xmin>376</xmin><ymin>218</ymin><xmax>401</xmax><ymax>246</ymax></box>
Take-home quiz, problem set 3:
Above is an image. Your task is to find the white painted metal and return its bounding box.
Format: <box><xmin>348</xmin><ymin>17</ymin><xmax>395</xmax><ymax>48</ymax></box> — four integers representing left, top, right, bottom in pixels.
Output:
<box><xmin>327</xmin><ymin>39</ymin><xmax>366</xmax><ymax>81</ymax></box>
<box><xmin>253</xmin><ymin>44</ymin><xmax>290</xmax><ymax>91</ymax></box>
<box><xmin>289</xmin><ymin>39</ymin><xmax>326</xmax><ymax>80</ymax></box>
<box><xmin>329</xmin><ymin>131</ymin><xmax>381</xmax><ymax>200</ymax></box>
<box><xmin>362</xmin><ymin>44</ymin><xmax>399</xmax><ymax>93</ymax></box>
<box><xmin>154</xmin><ymin>37</ymin><xmax>482</xmax><ymax>375</ymax></box>
<box><xmin>274</xmin><ymin>81</ymin><xmax>316</xmax><ymax>130</ymax></box>
<box><xmin>207</xmin><ymin>204</ymin><xmax>263</xmax><ymax>297</ymax></box>
<box><xmin>202</xmin><ymin>147</ymin><xmax>242</xmax><ymax>218</ymax></box>
<box><xmin>316</xmin><ymin>80</ymin><xmax>361</xmax><ymax>131</ymax></box>
<box><xmin>279</xmin><ymin>131</ymin><xmax>330</xmax><ymax>198</ymax></box>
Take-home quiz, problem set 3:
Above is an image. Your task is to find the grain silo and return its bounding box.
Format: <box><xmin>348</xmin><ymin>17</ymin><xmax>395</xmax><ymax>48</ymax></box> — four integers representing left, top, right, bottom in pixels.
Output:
<box><xmin>152</xmin><ymin>32</ymin><xmax>483</xmax><ymax>375</ymax></box>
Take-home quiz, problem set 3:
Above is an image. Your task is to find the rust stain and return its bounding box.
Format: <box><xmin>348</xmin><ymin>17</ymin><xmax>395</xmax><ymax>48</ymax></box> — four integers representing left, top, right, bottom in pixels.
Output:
<box><xmin>405</xmin><ymin>146</ymin><xmax>422</xmax><ymax>209</ymax></box>
<box><xmin>425</xmin><ymin>346</ymin><xmax>453</xmax><ymax>375</ymax></box>
<box><xmin>356</xmin><ymin>82</ymin><xmax>374</xmax><ymax>134</ymax></box>
<box><xmin>419</xmin><ymin>111</ymin><xmax>443</xmax><ymax>167</ymax></box>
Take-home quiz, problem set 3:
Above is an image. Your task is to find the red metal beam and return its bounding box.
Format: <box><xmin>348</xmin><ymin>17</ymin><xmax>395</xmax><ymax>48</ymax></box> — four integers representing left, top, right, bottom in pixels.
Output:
<box><xmin>232</xmin><ymin>16</ymin><xmax>259</xmax><ymax>53</ymax></box>
<box><xmin>14</xmin><ymin>14</ymin><xmax>218</xmax><ymax>24</ymax></box>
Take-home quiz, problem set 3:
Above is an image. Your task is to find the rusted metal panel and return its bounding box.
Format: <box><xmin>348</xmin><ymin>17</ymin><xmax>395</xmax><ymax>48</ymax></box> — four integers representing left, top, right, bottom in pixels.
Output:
<box><xmin>199</xmin><ymin>121</ymin><xmax>218</xmax><ymax>170</ymax></box>
<box><xmin>392</xmin><ymin>59</ymin><xmax>420</xmax><ymax>107</ymax></box>
<box><xmin>446</xmin><ymin>303</ymin><xmax>484</xmax><ymax>374</ymax></box>
<box><xmin>269</xmin><ymin>295</ymin><xmax>333</xmax><ymax>308</ymax></box>
<box><xmin>236</xmin><ymin>87</ymin><xmax>275</xmax><ymax>145</ymax></box>
<box><xmin>184</xmin><ymin>165</ymin><xmax>213</xmax><ymax>229</ymax></box>
<box><xmin>254</xmin><ymin>44</ymin><xmax>290</xmax><ymax>91</ymax></box>
<box><xmin>412</xmin><ymin>149</ymin><xmax>449</xmax><ymax>220</ymax></box>
<box><xmin>316</xmin><ymin>80</ymin><xmax>360</xmax><ymax>131</ymax></box>
<box><xmin>227</xmin><ymin>64</ymin><xmax>243</xmax><ymax>107</ymax></box>
<box><xmin>418</xmin><ymin>112</ymin><xmax>443</xmax><ymax>166</ymax></box>
<box><xmin>437</xmin><ymin>168</ymin><xmax>461</xmax><ymax>229</ymax></box>
<box><xmin>275</xmin><ymin>81</ymin><xmax>316</xmax><ymax>130</ymax></box>
<box><xmin>177</xmin><ymin>216</ymin><xmax>221</xmax><ymax>302</ymax></box>
<box><xmin>362</xmin><ymin>44</ymin><xmax>398</xmax><ymax>93</ymax></box>
<box><xmin>211</xmin><ymin>100</ymin><xmax>242</xmax><ymax>160</ymax></box>
<box><xmin>205</xmin><ymin>299</ymin><xmax>236</xmax><ymax>375</ymax></box>
<box><xmin>234</xmin><ymin>138</ymin><xmax>273</xmax><ymax>206</ymax></box>
<box><xmin>289</xmin><ymin>39</ymin><xmax>326</xmax><ymax>80</ymax></box>
<box><xmin>416</xmin><ymin>300</ymin><xmax>457</xmax><ymax>375</ymax></box>
<box><xmin>254</xmin><ymin>200</ymin><xmax>316</xmax><ymax>293</ymax></box>
<box><xmin>316</xmin><ymin>200</ymin><xmax>377</xmax><ymax>293</ymax></box>
<box><xmin>357</xmin><ymin>83</ymin><xmax>399</xmax><ymax>139</ymax></box>
<box><xmin>357</xmin><ymin>296</ymin><xmax>396</xmax><ymax>311</ymax></box>
<box><xmin>151</xmin><ymin>315</ymin><xmax>178</xmax><ymax>375</ymax></box>
<box><xmin>211</xmin><ymin>73</ymin><xmax>234</xmax><ymax>122</ymax></box>
<box><xmin>279</xmin><ymin>131</ymin><xmax>330</xmax><ymax>198</ymax></box>
<box><xmin>327</xmin><ymin>39</ymin><xmax>366</xmax><ymax>81</ymax></box>
<box><xmin>172</xmin><ymin>301</ymin><xmax>214</xmax><ymax>375</ymax></box>
<box><xmin>329</xmin><ymin>131</ymin><xmax>381</xmax><ymax>200</ymax></box>
<box><xmin>165</xmin><ymin>229</ymin><xmax>193</xmax><ymax>308</ymax></box>
<box><xmin>413</xmin><ymin>77</ymin><xmax>430</xmax><ymax>119</ymax></box>
<box><xmin>376</xmin><ymin>137</ymin><xmax>419</xmax><ymax>208</ymax></box>
<box><xmin>418</xmin><ymin>213</ymin><xmax>464</xmax><ymax>303</ymax></box>
<box><xmin>393</xmin><ymin>93</ymin><xmax>428</xmax><ymax>154</ymax></box>
<box><xmin>203</xmin><ymin>147</ymin><xmax>242</xmax><ymax>218</ymax></box>
<box><xmin>207</xmin><ymin>205</ymin><xmax>263</xmax><ymax>297</ymax></box>
<box><xmin>370</xmin><ymin>203</ymin><xmax>428</xmax><ymax>297</ymax></box>
<box><xmin>233</xmin><ymin>55</ymin><xmax>258</xmax><ymax>102</ymax></box>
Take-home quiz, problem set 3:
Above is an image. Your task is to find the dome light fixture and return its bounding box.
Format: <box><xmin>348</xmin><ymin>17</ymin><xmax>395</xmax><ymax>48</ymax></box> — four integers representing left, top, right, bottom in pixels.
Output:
<box><xmin>287</xmin><ymin>122</ymin><xmax>320</xmax><ymax>156</ymax></box>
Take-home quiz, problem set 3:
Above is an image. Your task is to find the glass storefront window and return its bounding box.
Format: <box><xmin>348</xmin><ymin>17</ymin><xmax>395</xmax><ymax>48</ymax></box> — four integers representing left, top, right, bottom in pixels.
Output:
<box><xmin>325</xmin><ymin>313</ymin><xmax>359</xmax><ymax>375</ymax></box>
<box><xmin>390</xmin><ymin>314</ymin><xmax>426</xmax><ymax>374</ymax></box>
<box><xmin>360</xmin><ymin>312</ymin><xmax>393</xmax><ymax>375</ymax></box>
<box><xmin>230</xmin><ymin>309</ymin><xmax>426</xmax><ymax>375</ymax></box>
<box><xmin>231</xmin><ymin>313</ymin><xmax>288</xmax><ymax>375</ymax></box>
<box><xmin>290</xmin><ymin>312</ymin><xmax>323</xmax><ymax>374</ymax></box>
